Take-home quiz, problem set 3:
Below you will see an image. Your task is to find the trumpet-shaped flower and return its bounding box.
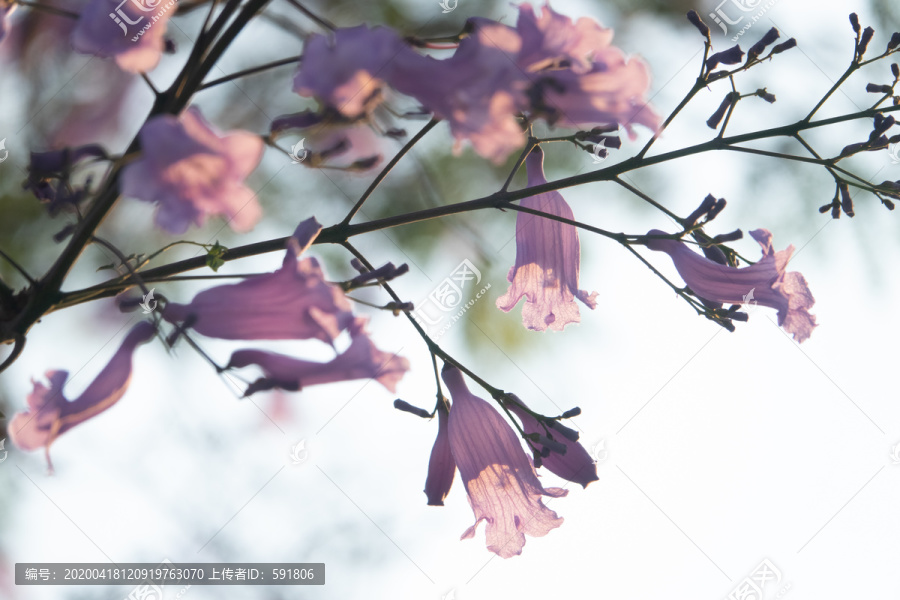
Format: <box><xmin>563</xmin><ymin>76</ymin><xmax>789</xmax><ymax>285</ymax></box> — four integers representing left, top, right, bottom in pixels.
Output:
<box><xmin>496</xmin><ymin>148</ymin><xmax>597</xmax><ymax>331</ymax></box>
<box><xmin>72</xmin><ymin>0</ymin><xmax>174</xmax><ymax>73</ymax></box>
<box><xmin>424</xmin><ymin>401</ymin><xmax>455</xmax><ymax>506</ymax></box>
<box><xmin>645</xmin><ymin>228</ymin><xmax>817</xmax><ymax>342</ymax></box>
<box><xmin>505</xmin><ymin>399</ymin><xmax>598</xmax><ymax>488</ymax></box>
<box><xmin>163</xmin><ymin>217</ymin><xmax>355</xmax><ymax>344</ymax></box>
<box><xmin>443</xmin><ymin>365</ymin><xmax>566</xmax><ymax>558</ymax></box>
<box><xmin>121</xmin><ymin>107</ymin><xmax>264</xmax><ymax>234</ymax></box>
<box><xmin>226</xmin><ymin>319</ymin><xmax>410</xmax><ymax>396</ymax></box>
<box><xmin>8</xmin><ymin>321</ymin><xmax>155</xmax><ymax>469</ymax></box>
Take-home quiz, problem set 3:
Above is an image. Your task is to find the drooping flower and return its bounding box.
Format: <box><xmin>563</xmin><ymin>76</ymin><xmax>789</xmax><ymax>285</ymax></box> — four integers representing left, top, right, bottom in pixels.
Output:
<box><xmin>645</xmin><ymin>228</ymin><xmax>817</xmax><ymax>342</ymax></box>
<box><xmin>72</xmin><ymin>0</ymin><xmax>174</xmax><ymax>73</ymax></box>
<box><xmin>121</xmin><ymin>107</ymin><xmax>264</xmax><ymax>234</ymax></box>
<box><xmin>8</xmin><ymin>321</ymin><xmax>155</xmax><ymax>469</ymax></box>
<box><xmin>226</xmin><ymin>318</ymin><xmax>410</xmax><ymax>396</ymax></box>
<box><xmin>496</xmin><ymin>148</ymin><xmax>598</xmax><ymax>331</ymax></box>
<box><xmin>443</xmin><ymin>364</ymin><xmax>566</xmax><ymax>558</ymax></box>
<box><xmin>293</xmin><ymin>24</ymin><xmax>413</xmax><ymax>119</ymax></box>
<box><xmin>505</xmin><ymin>397</ymin><xmax>598</xmax><ymax>488</ymax></box>
<box><xmin>390</xmin><ymin>19</ymin><xmax>527</xmax><ymax>163</ymax></box>
<box><xmin>424</xmin><ymin>400</ymin><xmax>455</xmax><ymax>506</ymax></box>
<box><xmin>163</xmin><ymin>217</ymin><xmax>355</xmax><ymax>344</ymax></box>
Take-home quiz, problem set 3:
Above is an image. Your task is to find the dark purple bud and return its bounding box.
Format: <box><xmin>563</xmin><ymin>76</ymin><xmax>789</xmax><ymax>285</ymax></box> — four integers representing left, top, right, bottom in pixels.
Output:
<box><xmin>867</xmin><ymin>83</ymin><xmax>893</xmax><ymax>94</ymax></box>
<box><xmin>890</xmin><ymin>33</ymin><xmax>900</xmax><ymax>51</ymax></box>
<box><xmin>756</xmin><ymin>88</ymin><xmax>777</xmax><ymax>103</ymax></box>
<box><xmin>28</xmin><ymin>144</ymin><xmax>106</xmax><ymax>174</ymax></box>
<box><xmin>547</xmin><ymin>420</ymin><xmax>580</xmax><ymax>442</ymax></box>
<box><xmin>603</xmin><ymin>136</ymin><xmax>622</xmax><ymax>149</ymax></box>
<box><xmin>687</xmin><ymin>10</ymin><xmax>710</xmax><ymax>40</ymax></box>
<box><xmin>873</xmin><ymin>114</ymin><xmax>896</xmax><ymax>136</ymax></box>
<box><xmin>707</xmin><ymin>92</ymin><xmax>739</xmax><ymax>129</ymax></box>
<box><xmin>839</xmin><ymin>182</ymin><xmax>854</xmax><ymax>217</ymax></box>
<box><xmin>770</xmin><ymin>38</ymin><xmax>797</xmax><ymax>54</ymax></box>
<box><xmin>707</xmin><ymin>197</ymin><xmax>727</xmax><ymax>220</ymax></box>
<box><xmin>350</xmin><ymin>155</ymin><xmax>382</xmax><ymax>170</ymax></box>
<box><xmin>712</xmin><ymin>229</ymin><xmax>744</xmax><ymax>243</ymax></box>
<box><xmin>892</xmin><ymin>63</ymin><xmax>900</xmax><ymax>78</ymax></box>
<box><xmin>858</xmin><ymin>26</ymin><xmax>875</xmax><ymax>58</ymax></box>
<box><xmin>393</xmin><ymin>399</ymin><xmax>432</xmax><ymax>419</ymax></box>
<box><xmin>701</xmin><ymin>244</ymin><xmax>729</xmax><ymax>265</ymax></box>
<box><xmin>347</xmin><ymin>262</ymin><xmax>409</xmax><ymax>287</ymax></box>
<box><xmin>850</xmin><ymin>13</ymin><xmax>861</xmax><ymax>34</ymax></box>
<box><xmin>349</xmin><ymin>258</ymin><xmax>366</xmax><ymax>274</ymax></box>
<box><xmin>529</xmin><ymin>433</ymin><xmax>568</xmax><ymax>456</ymax></box>
<box><xmin>839</xmin><ymin>141</ymin><xmax>866</xmax><ymax>156</ymax></box>
<box><xmin>747</xmin><ymin>28</ymin><xmax>780</xmax><ymax>62</ymax></box>
<box><xmin>890</xmin><ymin>134</ymin><xmax>900</xmax><ymax>143</ymax></box>
<box><xmin>53</xmin><ymin>224</ymin><xmax>75</xmax><ymax>243</ymax></box>
<box><xmin>164</xmin><ymin>38</ymin><xmax>176</xmax><ymax>54</ymax></box>
<box><xmin>384</xmin><ymin>128</ymin><xmax>407</xmax><ymax>139</ymax></box>
<box><xmin>730</xmin><ymin>311</ymin><xmax>749</xmax><ymax>322</ymax></box>
<box><xmin>686</xmin><ymin>194</ymin><xmax>717</xmax><ymax>224</ymax></box>
<box><xmin>818</xmin><ymin>203</ymin><xmax>832</xmax><ymax>214</ymax></box>
<box><xmin>561</xmin><ymin>406</ymin><xmax>582</xmax><ymax>418</ymax></box>
<box><xmin>831</xmin><ymin>201</ymin><xmax>841</xmax><ymax>219</ymax></box>
<box><xmin>706</xmin><ymin>44</ymin><xmax>744</xmax><ymax>71</ymax></box>
<box><xmin>884</xmin><ymin>199</ymin><xmax>896</xmax><ymax>210</ymax></box>
<box><xmin>270</xmin><ymin>110</ymin><xmax>323</xmax><ymax>133</ymax></box>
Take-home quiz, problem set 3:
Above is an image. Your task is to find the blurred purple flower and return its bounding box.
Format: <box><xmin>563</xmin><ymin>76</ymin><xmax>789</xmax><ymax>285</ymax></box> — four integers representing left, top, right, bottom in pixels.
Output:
<box><xmin>516</xmin><ymin>2</ymin><xmax>614</xmax><ymax>74</ymax></box>
<box><xmin>497</xmin><ymin>148</ymin><xmax>597</xmax><ymax>331</ymax></box>
<box><xmin>391</xmin><ymin>19</ymin><xmax>526</xmax><ymax>163</ymax></box>
<box><xmin>8</xmin><ymin>321</ymin><xmax>155</xmax><ymax>469</ymax></box>
<box><xmin>424</xmin><ymin>400</ymin><xmax>455</xmax><ymax>506</ymax></box>
<box><xmin>645</xmin><ymin>228</ymin><xmax>817</xmax><ymax>342</ymax></box>
<box><xmin>163</xmin><ymin>217</ymin><xmax>356</xmax><ymax>344</ymax></box>
<box><xmin>505</xmin><ymin>398</ymin><xmax>598</xmax><ymax>488</ymax></box>
<box><xmin>293</xmin><ymin>24</ymin><xmax>412</xmax><ymax>118</ymax></box>
<box><xmin>72</xmin><ymin>0</ymin><xmax>173</xmax><ymax>73</ymax></box>
<box><xmin>121</xmin><ymin>107</ymin><xmax>264</xmax><ymax>234</ymax></box>
<box><xmin>227</xmin><ymin>319</ymin><xmax>410</xmax><ymax>396</ymax></box>
<box><xmin>443</xmin><ymin>365</ymin><xmax>566</xmax><ymax>558</ymax></box>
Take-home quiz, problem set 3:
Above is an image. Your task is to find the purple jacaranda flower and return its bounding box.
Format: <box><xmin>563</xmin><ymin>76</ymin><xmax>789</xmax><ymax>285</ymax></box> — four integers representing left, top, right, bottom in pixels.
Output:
<box><xmin>496</xmin><ymin>148</ymin><xmax>597</xmax><ymax>331</ymax></box>
<box><xmin>226</xmin><ymin>318</ymin><xmax>410</xmax><ymax>396</ymax></box>
<box><xmin>8</xmin><ymin>321</ymin><xmax>155</xmax><ymax>470</ymax></box>
<box><xmin>121</xmin><ymin>107</ymin><xmax>264</xmax><ymax>234</ymax></box>
<box><xmin>164</xmin><ymin>217</ymin><xmax>355</xmax><ymax>343</ymax></box>
<box><xmin>505</xmin><ymin>397</ymin><xmax>598</xmax><ymax>488</ymax></box>
<box><xmin>516</xmin><ymin>2</ymin><xmax>614</xmax><ymax>74</ymax></box>
<box><xmin>442</xmin><ymin>364</ymin><xmax>566</xmax><ymax>558</ymax></box>
<box><xmin>72</xmin><ymin>0</ymin><xmax>174</xmax><ymax>73</ymax></box>
<box><xmin>293</xmin><ymin>25</ymin><xmax>413</xmax><ymax>119</ymax></box>
<box><xmin>645</xmin><ymin>228</ymin><xmax>817</xmax><ymax>342</ymax></box>
<box><xmin>424</xmin><ymin>400</ymin><xmax>455</xmax><ymax>506</ymax></box>
<box><xmin>536</xmin><ymin>57</ymin><xmax>660</xmax><ymax>136</ymax></box>
<box><xmin>391</xmin><ymin>19</ymin><xmax>526</xmax><ymax>164</ymax></box>
<box><xmin>513</xmin><ymin>4</ymin><xmax>660</xmax><ymax>136</ymax></box>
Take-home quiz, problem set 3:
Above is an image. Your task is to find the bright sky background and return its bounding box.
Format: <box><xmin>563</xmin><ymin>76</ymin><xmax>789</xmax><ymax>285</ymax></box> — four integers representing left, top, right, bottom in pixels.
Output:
<box><xmin>2</xmin><ymin>0</ymin><xmax>900</xmax><ymax>599</ymax></box>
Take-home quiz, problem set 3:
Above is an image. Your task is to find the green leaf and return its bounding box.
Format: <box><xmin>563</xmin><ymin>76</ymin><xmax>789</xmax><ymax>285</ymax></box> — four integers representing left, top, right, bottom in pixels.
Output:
<box><xmin>206</xmin><ymin>241</ymin><xmax>227</xmax><ymax>272</ymax></box>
